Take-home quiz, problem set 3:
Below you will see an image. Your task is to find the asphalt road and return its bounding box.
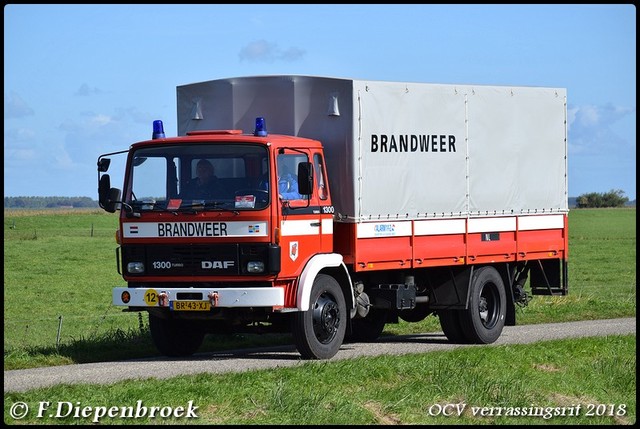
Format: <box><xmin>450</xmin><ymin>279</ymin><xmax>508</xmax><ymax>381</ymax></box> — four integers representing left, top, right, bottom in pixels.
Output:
<box><xmin>4</xmin><ymin>317</ymin><xmax>635</xmax><ymax>393</ymax></box>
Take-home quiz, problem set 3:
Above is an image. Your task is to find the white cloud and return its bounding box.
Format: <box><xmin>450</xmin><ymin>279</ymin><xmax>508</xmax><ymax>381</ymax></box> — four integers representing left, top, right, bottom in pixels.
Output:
<box><xmin>89</xmin><ymin>113</ymin><xmax>113</xmax><ymax>127</ymax></box>
<box><xmin>567</xmin><ymin>103</ymin><xmax>635</xmax><ymax>155</ymax></box>
<box><xmin>5</xmin><ymin>147</ymin><xmax>37</xmax><ymax>161</ymax></box>
<box><xmin>4</xmin><ymin>91</ymin><xmax>35</xmax><ymax>118</ymax></box>
<box><xmin>238</xmin><ymin>39</ymin><xmax>306</xmax><ymax>62</ymax></box>
<box><xmin>53</xmin><ymin>149</ymin><xmax>75</xmax><ymax>169</ymax></box>
<box><xmin>75</xmin><ymin>83</ymin><xmax>103</xmax><ymax>97</ymax></box>
<box><xmin>4</xmin><ymin>127</ymin><xmax>36</xmax><ymax>146</ymax></box>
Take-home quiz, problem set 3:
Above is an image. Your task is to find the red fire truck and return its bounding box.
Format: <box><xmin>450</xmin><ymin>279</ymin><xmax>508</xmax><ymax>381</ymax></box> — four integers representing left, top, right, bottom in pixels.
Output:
<box><xmin>98</xmin><ymin>76</ymin><xmax>568</xmax><ymax>359</ymax></box>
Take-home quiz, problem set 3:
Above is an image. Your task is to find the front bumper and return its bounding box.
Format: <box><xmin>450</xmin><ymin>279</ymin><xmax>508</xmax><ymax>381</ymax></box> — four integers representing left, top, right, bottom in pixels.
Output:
<box><xmin>112</xmin><ymin>286</ymin><xmax>285</xmax><ymax>308</ymax></box>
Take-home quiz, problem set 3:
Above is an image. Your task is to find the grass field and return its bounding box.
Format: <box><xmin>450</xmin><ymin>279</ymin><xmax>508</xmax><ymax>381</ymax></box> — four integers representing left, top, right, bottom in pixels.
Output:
<box><xmin>3</xmin><ymin>335</ymin><xmax>635</xmax><ymax>424</ymax></box>
<box><xmin>3</xmin><ymin>208</ymin><xmax>636</xmax><ymax>425</ymax></box>
<box><xmin>3</xmin><ymin>208</ymin><xmax>636</xmax><ymax>370</ymax></box>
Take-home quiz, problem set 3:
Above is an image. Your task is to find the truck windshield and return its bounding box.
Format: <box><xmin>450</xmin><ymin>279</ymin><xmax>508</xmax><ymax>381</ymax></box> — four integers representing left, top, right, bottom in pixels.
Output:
<box><xmin>126</xmin><ymin>143</ymin><xmax>269</xmax><ymax>211</ymax></box>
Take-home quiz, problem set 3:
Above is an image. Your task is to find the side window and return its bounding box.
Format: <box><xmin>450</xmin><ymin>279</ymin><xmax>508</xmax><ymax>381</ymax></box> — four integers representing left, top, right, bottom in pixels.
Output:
<box><xmin>314</xmin><ymin>153</ymin><xmax>328</xmax><ymax>200</ymax></box>
<box><xmin>277</xmin><ymin>153</ymin><xmax>307</xmax><ymax>201</ymax></box>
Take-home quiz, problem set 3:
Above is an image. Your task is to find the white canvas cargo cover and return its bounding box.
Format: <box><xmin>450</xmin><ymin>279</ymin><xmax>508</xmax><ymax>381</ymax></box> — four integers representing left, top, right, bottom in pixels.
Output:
<box><xmin>177</xmin><ymin>75</ymin><xmax>568</xmax><ymax>222</ymax></box>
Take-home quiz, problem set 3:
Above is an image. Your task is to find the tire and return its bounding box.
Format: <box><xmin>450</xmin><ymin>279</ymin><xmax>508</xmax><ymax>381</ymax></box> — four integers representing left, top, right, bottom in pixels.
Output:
<box><xmin>438</xmin><ymin>309</ymin><xmax>470</xmax><ymax>343</ymax></box>
<box><xmin>347</xmin><ymin>308</ymin><xmax>387</xmax><ymax>342</ymax></box>
<box><xmin>292</xmin><ymin>274</ymin><xmax>347</xmax><ymax>359</ymax></box>
<box><xmin>459</xmin><ymin>266</ymin><xmax>507</xmax><ymax>344</ymax></box>
<box><xmin>148</xmin><ymin>313</ymin><xmax>205</xmax><ymax>357</ymax></box>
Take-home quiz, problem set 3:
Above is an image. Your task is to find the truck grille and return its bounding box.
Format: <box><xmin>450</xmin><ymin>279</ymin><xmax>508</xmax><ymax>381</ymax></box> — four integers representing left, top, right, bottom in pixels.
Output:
<box><xmin>123</xmin><ymin>244</ymin><xmax>240</xmax><ymax>276</ymax></box>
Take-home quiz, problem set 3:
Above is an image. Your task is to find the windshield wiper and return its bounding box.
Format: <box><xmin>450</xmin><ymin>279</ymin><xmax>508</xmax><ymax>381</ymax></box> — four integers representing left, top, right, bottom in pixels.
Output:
<box><xmin>179</xmin><ymin>200</ymin><xmax>240</xmax><ymax>214</ymax></box>
<box><xmin>127</xmin><ymin>200</ymin><xmax>240</xmax><ymax>215</ymax></box>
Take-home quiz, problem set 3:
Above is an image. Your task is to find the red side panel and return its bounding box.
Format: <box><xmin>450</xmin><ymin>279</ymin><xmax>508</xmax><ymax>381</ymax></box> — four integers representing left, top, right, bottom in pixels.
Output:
<box><xmin>350</xmin><ymin>221</ymin><xmax>413</xmax><ymax>272</ymax></box>
<box><xmin>355</xmin><ymin>236</ymin><xmax>413</xmax><ymax>270</ymax></box>
<box><xmin>466</xmin><ymin>231</ymin><xmax>517</xmax><ymax>264</ymax></box>
<box><xmin>413</xmin><ymin>234</ymin><xmax>466</xmax><ymax>267</ymax></box>
<box><xmin>516</xmin><ymin>214</ymin><xmax>567</xmax><ymax>261</ymax></box>
<box><xmin>335</xmin><ymin>214</ymin><xmax>567</xmax><ymax>273</ymax></box>
<box><xmin>517</xmin><ymin>229</ymin><xmax>566</xmax><ymax>259</ymax></box>
<box><xmin>333</xmin><ymin>222</ymin><xmax>356</xmax><ymax>265</ymax></box>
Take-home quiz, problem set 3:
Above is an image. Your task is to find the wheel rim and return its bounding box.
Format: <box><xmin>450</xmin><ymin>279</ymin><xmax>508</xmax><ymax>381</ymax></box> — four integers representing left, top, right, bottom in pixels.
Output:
<box><xmin>312</xmin><ymin>292</ymin><xmax>340</xmax><ymax>344</ymax></box>
<box><xmin>478</xmin><ymin>283</ymin><xmax>500</xmax><ymax>329</ymax></box>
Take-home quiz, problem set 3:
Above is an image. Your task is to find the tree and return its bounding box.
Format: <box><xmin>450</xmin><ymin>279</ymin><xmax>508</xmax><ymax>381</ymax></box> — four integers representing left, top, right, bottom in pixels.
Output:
<box><xmin>4</xmin><ymin>196</ymin><xmax>99</xmax><ymax>209</ymax></box>
<box><xmin>576</xmin><ymin>189</ymin><xmax>628</xmax><ymax>208</ymax></box>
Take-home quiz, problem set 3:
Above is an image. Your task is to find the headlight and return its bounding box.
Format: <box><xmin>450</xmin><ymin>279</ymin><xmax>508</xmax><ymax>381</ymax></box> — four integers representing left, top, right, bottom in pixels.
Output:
<box><xmin>127</xmin><ymin>262</ymin><xmax>145</xmax><ymax>274</ymax></box>
<box><xmin>246</xmin><ymin>261</ymin><xmax>265</xmax><ymax>273</ymax></box>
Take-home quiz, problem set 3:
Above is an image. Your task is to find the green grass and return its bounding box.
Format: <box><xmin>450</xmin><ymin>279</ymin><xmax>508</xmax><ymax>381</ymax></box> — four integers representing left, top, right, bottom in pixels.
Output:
<box><xmin>3</xmin><ymin>208</ymin><xmax>636</xmax><ymax>425</ymax></box>
<box><xmin>4</xmin><ymin>335</ymin><xmax>635</xmax><ymax>425</ymax></box>
<box><xmin>3</xmin><ymin>208</ymin><xmax>636</xmax><ymax>370</ymax></box>
<box><xmin>513</xmin><ymin>208</ymin><xmax>636</xmax><ymax>323</ymax></box>
<box><xmin>4</xmin><ymin>210</ymin><xmax>129</xmax><ymax>359</ymax></box>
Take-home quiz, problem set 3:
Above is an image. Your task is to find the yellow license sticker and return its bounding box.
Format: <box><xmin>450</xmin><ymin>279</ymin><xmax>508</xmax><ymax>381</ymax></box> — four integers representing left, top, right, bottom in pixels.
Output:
<box><xmin>144</xmin><ymin>289</ymin><xmax>159</xmax><ymax>306</ymax></box>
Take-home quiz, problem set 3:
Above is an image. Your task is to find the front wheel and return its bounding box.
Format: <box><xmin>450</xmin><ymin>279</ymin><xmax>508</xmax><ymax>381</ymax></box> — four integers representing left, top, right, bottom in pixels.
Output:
<box><xmin>459</xmin><ymin>266</ymin><xmax>507</xmax><ymax>344</ymax></box>
<box><xmin>292</xmin><ymin>274</ymin><xmax>347</xmax><ymax>359</ymax></box>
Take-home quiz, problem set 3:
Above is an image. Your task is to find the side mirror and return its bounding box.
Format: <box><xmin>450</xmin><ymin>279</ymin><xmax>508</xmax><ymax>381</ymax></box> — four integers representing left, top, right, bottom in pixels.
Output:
<box><xmin>97</xmin><ymin>157</ymin><xmax>111</xmax><ymax>173</ymax></box>
<box><xmin>98</xmin><ymin>174</ymin><xmax>111</xmax><ymax>207</ymax></box>
<box><xmin>98</xmin><ymin>174</ymin><xmax>121</xmax><ymax>213</ymax></box>
<box><xmin>105</xmin><ymin>188</ymin><xmax>122</xmax><ymax>213</ymax></box>
<box><xmin>297</xmin><ymin>162</ymin><xmax>314</xmax><ymax>196</ymax></box>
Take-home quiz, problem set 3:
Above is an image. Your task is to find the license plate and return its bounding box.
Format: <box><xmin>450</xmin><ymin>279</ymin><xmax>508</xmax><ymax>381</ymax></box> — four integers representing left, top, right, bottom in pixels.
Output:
<box><xmin>170</xmin><ymin>300</ymin><xmax>211</xmax><ymax>311</ymax></box>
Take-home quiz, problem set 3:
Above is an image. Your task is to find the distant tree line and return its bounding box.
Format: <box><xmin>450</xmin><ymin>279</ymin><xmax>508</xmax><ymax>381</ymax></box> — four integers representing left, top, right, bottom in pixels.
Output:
<box><xmin>5</xmin><ymin>192</ymin><xmax>632</xmax><ymax>210</ymax></box>
<box><xmin>576</xmin><ymin>189</ymin><xmax>629</xmax><ymax>208</ymax></box>
<box><xmin>4</xmin><ymin>196</ymin><xmax>99</xmax><ymax>209</ymax></box>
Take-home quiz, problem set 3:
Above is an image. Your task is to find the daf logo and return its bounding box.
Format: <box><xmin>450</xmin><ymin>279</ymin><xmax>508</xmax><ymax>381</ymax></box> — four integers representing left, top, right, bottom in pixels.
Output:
<box><xmin>201</xmin><ymin>261</ymin><xmax>235</xmax><ymax>269</ymax></box>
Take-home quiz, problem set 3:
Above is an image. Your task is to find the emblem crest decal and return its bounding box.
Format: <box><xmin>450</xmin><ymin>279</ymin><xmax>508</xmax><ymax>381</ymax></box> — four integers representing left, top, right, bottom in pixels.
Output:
<box><xmin>289</xmin><ymin>241</ymin><xmax>299</xmax><ymax>261</ymax></box>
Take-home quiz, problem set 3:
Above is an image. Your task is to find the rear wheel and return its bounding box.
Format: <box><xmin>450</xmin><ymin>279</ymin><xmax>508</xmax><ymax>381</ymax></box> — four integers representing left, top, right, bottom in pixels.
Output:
<box><xmin>292</xmin><ymin>274</ymin><xmax>346</xmax><ymax>359</ymax></box>
<box><xmin>438</xmin><ymin>309</ymin><xmax>470</xmax><ymax>343</ymax></box>
<box><xmin>149</xmin><ymin>313</ymin><xmax>205</xmax><ymax>357</ymax></box>
<box><xmin>459</xmin><ymin>266</ymin><xmax>507</xmax><ymax>344</ymax></box>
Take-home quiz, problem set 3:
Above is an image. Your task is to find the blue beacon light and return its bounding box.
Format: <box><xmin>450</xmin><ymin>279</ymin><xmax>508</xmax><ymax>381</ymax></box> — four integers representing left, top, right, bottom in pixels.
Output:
<box><xmin>254</xmin><ymin>117</ymin><xmax>268</xmax><ymax>137</ymax></box>
<box><xmin>152</xmin><ymin>120</ymin><xmax>165</xmax><ymax>139</ymax></box>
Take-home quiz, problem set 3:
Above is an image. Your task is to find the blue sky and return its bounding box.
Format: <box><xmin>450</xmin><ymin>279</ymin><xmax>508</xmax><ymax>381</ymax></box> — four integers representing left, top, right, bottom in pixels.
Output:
<box><xmin>4</xmin><ymin>4</ymin><xmax>636</xmax><ymax>200</ymax></box>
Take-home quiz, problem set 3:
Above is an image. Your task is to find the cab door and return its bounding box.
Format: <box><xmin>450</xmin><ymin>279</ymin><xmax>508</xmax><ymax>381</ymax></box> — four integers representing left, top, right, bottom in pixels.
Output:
<box><xmin>276</xmin><ymin>150</ymin><xmax>322</xmax><ymax>276</ymax></box>
<box><xmin>312</xmin><ymin>151</ymin><xmax>333</xmax><ymax>253</ymax></box>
